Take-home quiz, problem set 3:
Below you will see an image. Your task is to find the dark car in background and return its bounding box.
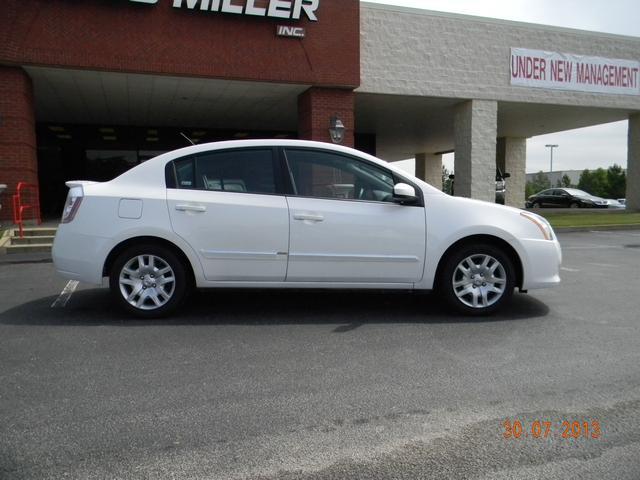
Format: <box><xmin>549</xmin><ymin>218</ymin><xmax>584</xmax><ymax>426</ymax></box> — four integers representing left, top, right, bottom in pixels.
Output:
<box><xmin>526</xmin><ymin>188</ymin><xmax>609</xmax><ymax>208</ymax></box>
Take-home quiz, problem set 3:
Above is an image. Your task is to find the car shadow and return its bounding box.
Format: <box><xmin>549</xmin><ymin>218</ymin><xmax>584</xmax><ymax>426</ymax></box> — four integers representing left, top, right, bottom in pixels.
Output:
<box><xmin>0</xmin><ymin>288</ymin><xmax>549</xmax><ymax>329</ymax></box>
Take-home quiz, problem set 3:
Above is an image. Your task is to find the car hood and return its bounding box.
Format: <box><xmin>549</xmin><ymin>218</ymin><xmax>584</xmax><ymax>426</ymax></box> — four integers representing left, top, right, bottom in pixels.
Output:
<box><xmin>435</xmin><ymin>192</ymin><xmax>523</xmax><ymax>215</ymax></box>
<box><xmin>577</xmin><ymin>195</ymin><xmax>607</xmax><ymax>202</ymax></box>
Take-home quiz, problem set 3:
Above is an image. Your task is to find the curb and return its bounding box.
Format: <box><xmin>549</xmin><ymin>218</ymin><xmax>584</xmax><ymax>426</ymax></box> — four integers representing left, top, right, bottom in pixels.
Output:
<box><xmin>554</xmin><ymin>224</ymin><xmax>640</xmax><ymax>233</ymax></box>
<box><xmin>0</xmin><ymin>252</ymin><xmax>52</xmax><ymax>265</ymax></box>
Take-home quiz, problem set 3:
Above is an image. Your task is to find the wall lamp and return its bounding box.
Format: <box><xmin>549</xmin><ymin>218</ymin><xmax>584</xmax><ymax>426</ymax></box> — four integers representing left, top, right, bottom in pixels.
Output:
<box><xmin>329</xmin><ymin>115</ymin><xmax>346</xmax><ymax>144</ymax></box>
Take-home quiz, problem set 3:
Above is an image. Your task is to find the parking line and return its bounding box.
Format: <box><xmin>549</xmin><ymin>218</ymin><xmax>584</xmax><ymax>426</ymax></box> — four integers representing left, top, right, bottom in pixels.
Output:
<box><xmin>51</xmin><ymin>280</ymin><xmax>79</xmax><ymax>308</ymax></box>
<box><xmin>561</xmin><ymin>267</ymin><xmax>580</xmax><ymax>272</ymax></box>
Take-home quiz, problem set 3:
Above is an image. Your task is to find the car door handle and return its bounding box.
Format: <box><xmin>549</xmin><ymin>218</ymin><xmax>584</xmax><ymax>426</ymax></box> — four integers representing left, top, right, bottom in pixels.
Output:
<box><xmin>293</xmin><ymin>213</ymin><xmax>324</xmax><ymax>222</ymax></box>
<box><xmin>175</xmin><ymin>204</ymin><xmax>207</xmax><ymax>213</ymax></box>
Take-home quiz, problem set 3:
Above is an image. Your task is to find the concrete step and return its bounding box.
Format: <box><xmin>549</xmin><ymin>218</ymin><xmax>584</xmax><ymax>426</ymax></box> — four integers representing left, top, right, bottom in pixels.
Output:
<box><xmin>13</xmin><ymin>227</ymin><xmax>57</xmax><ymax>237</ymax></box>
<box><xmin>5</xmin><ymin>243</ymin><xmax>52</xmax><ymax>254</ymax></box>
<box><xmin>10</xmin><ymin>235</ymin><xmax>55</xmax><ymax>246</ymax></box>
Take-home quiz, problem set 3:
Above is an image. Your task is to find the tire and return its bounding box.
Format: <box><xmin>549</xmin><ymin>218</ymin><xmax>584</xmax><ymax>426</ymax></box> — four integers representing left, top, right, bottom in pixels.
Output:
<box><xmin>438</xmin><ymin>243</ymin><xmax>516</xmax><ymax>316</ymax></box>
<box><xmin>109</xmin><ymin>244</ymin><xmax>190</xmax><ymax>318</ymax></box>
<box><xmin>569</xmin><ymin>202</ymin><xmax>580</xmax><ymax>208</ymax></box>
<box><xmin>531</xmin><ymin>201</ymin><xmax>540</xmax><ymax>208</ymax></box>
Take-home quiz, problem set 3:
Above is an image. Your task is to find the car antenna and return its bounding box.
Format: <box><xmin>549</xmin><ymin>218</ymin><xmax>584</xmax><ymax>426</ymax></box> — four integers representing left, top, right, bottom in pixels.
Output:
<box><xmin>180</xmin><ymin>132</ymin><xmax>195</xmax><ymax>145</ymax></box>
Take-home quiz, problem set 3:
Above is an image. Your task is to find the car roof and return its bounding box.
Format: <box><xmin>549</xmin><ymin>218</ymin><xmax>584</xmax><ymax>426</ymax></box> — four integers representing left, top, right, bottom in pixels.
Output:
<box><xmin>151</xmin><ymin>139</ymin><xmax>386</xmax><ymax>167</ymax></box>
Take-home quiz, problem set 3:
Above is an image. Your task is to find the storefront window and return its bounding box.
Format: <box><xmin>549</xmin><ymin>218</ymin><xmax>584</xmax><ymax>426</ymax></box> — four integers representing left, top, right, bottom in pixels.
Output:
<box><xmin>86</xmin><ymin>150</ymin><xmax>138</xmax><ymax>182</ymax></box>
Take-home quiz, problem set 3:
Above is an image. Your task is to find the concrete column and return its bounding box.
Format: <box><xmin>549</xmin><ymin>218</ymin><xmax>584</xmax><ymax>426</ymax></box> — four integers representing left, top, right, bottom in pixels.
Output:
<box><xmin>415</xmin><ymin>153</ymin><xmax>442</xmax><ymax>190</ymax></box>
<box><xmin>497</xmin><ymin>137</ymin><xmax>527</xmax><ymax>208</ymax></box>
<box><xmin>628</xmin><ymin>114</ymin><xmax>640</xmax><ymax>211</ymax></box>
<box><xmin>298</xmin><ymin>87</ymin><xmax>355</xmax><ymax>148</ymax></box>
<box><xmin>453</xmin><ymin>100</ymin><xmax>497</xmax><ymax>202</ymax></box>
<box><xmin>0</xmin><ymin>67</ymin><xmax>37</xmax><ymax>222</ymax></box>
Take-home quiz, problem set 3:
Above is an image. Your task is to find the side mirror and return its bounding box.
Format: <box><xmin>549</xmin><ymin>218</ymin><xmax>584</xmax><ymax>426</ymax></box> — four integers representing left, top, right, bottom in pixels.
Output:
<box><xmin>393</xmin><ymin>183</ymin><xmax>418</xmax><ymax>204</ymax></box>
<box><xmin>448</xmin><ymin>174</ymin><xmax>455</xmax><ymax>180</ymax></box>
<box><xmin>503</xmin><ymin>173</ymin><xmax>511</xmax><ymax>179</ymax></box>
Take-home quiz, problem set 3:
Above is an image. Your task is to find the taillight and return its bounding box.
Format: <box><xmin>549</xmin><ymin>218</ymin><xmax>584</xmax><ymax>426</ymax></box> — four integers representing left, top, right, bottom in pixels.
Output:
<box><xmin>61</xmin><ymin>194</ymin><xmax>83</xmax><ymax>223</ymax></box>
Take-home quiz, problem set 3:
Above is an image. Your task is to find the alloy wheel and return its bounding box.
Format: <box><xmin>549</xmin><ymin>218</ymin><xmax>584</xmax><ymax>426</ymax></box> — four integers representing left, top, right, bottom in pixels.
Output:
<box><xmin>118</xmin><ymin>254</ymin><xmax>176</xmax><ymax>310</ymax></box>
<box><xmin>452</xmin><ymin>254</ymin><xmax>507</xmax><ymax>309</ymax></box>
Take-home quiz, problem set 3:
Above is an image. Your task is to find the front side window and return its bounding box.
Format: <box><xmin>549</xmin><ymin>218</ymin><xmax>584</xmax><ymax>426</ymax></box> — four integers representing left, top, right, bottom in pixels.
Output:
<box><xmin>170</xmin><ymin>149</ymin><xmax>276</xmax><ymax>194</ymax></box>
<box><xmin>284</xmin><ymin>149</ymin><xmax>395</xmax><ymax>203</ymax></box>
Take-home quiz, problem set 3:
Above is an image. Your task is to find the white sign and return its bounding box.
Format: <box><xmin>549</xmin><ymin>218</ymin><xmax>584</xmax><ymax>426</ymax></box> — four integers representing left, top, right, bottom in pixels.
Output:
<box><xmin>277</xmin><ymin>25</ymin><xmax>305</xmax><ymax>38</ymax></box>
<box><xmin>171</xmin><ymin>0</ymin><xmax>319</xmax><ymax>21</ymax></box>
<box><xmin>510</xmin><ymin>48</ymin><xmax>640</xmax><ymax>95</ymax></box>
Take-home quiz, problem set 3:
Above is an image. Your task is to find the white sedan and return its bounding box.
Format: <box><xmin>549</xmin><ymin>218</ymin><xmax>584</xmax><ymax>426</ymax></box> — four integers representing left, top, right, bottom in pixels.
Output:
<box><xmin>52</xmin><ymin>140</ymin><xmax>561</xmax><ymax>317</ymax></box>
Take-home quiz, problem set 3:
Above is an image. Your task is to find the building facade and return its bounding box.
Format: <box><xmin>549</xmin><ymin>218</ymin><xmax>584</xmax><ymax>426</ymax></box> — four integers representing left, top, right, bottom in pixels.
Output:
<box><xmin>1</xmin><ymin>0</ymin><xmax>640</xmax><ymax>220</ymax></box>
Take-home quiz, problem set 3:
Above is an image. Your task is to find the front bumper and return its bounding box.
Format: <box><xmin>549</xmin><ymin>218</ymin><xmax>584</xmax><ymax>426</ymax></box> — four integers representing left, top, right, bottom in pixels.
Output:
<box><xmin>519</xmin><ymin>237</ymin><xmax>562</xmax><ymax>290</ymax></box>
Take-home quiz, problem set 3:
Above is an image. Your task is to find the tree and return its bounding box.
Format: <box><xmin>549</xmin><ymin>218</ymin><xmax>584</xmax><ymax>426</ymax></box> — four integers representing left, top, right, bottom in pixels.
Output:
<box><xmin>442</xmin><ymin>165</ymin><xmax>454</xmax><ymax>195</ymax></box>
<box><xmin>578</xmin><ymin>168</ymin><xmax>608</xmax><ymax>197</ymax></box>
<box><xmin>561</xmin><ymin>174</ymin><xmax>572</xmax><ymax>188</ymax></box>
<box><xmin>525</xmin><ymin>171</ymin><xmax>550</xmax><ymax>198</ymax></box>
<box><xmin>606</xmin><ymin>164</ymin><xmax>626</xmax><ymax>199</ymax></box>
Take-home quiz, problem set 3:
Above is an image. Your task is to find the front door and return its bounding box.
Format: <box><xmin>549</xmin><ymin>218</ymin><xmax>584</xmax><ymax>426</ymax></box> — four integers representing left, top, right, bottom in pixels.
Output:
<box><xmin>167</xmin><ymin>148</ymin><xmax>289</xmax><ymax>282</ymax></box>
<box><xmin>283</xmin><ymin>148</ymin><xmax>426</xmax><ymax>283</ymax></box>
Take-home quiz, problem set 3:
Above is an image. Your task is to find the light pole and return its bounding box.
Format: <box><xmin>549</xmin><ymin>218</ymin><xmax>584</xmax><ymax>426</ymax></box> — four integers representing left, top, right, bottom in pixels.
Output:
<box><xmin>545</xmin><ymin>144</ymin><xmax>558</xmax><ymax>172</ymax></box>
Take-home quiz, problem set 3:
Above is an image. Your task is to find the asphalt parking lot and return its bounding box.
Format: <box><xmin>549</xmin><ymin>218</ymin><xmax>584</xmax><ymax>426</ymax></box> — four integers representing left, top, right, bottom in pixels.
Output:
<box><xmin>1</xmin><ymin>230</ymin><xmax>640</xmax><ymax>479</ymax></box>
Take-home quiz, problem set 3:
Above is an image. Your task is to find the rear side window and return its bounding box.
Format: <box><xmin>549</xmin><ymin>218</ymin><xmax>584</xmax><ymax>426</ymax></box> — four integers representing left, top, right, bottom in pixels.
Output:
<box><xmin>173</xmin><ymin>157</ymin><xmax>195</xmax><ymax>188</ymax></box>
<box><xmin>168</xmin><ymin>149</ymin><xmax>277</xmax><ymax>195</ymax></box>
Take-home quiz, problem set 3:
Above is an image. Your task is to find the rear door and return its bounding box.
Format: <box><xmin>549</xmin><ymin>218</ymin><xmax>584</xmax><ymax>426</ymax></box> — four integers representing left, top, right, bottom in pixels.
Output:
<box><xmin>167</xmin><ymin>147</ymin><xmax>289</xmax><ymax>282</ymax></box>
<box><xmin>549</xmin><ymin>189</ymin><xmax>565</xmax><ymax>207</ymax></box>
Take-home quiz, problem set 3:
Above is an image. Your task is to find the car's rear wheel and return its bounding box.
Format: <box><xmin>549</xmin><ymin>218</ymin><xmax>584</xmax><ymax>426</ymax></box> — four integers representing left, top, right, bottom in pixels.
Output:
<box><xmin>570</xmin><ymin>202</ymin><xmax>580</xmax><ymax>208</ymax></box>
<box><xmin>109</xmin><ymin>244</ymin><xmax>189</xmax><ymax>318</ymax></box>
<box><xmin>439</xmin><ymin>244</ymin><xmax>516</xmax><ymax>315</ymax></box>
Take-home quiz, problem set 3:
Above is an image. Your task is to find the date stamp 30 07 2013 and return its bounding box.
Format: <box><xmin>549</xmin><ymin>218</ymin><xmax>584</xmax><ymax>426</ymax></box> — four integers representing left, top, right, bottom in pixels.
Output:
<box><xmin>503</xmin><ymin>419</ymin><xmax>601</xmax><ymax>439</ymax></box>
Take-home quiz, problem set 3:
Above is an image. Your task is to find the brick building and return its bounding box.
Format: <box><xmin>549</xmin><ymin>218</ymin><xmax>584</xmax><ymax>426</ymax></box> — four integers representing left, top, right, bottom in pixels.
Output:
<box><xmin>1</xmin><ymin>1</ymin><xmax>640</xmax><ymax>219</ymax></box>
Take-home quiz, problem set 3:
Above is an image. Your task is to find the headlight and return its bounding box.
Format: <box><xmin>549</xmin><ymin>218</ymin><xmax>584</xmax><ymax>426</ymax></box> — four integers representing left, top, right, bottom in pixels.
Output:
<box><xmin>520</xmin><ymin>212</ymin><xmax>554</xmax><ymax>241</ymax></box>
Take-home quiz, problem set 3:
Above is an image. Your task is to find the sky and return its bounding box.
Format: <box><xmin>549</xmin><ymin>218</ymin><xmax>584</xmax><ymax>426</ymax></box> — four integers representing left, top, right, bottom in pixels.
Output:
<box><xmin>364</xmin><ymin>0</ymin><xmax>639</xmax><ymax>175</ymax></box>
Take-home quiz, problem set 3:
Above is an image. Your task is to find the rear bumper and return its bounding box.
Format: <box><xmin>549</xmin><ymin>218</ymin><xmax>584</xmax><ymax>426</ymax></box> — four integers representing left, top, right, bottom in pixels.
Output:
<box><xmin>518</xmin><ymin>238</ymin><xmax>562</xmax><ymax>290</ymax></box>
<box><xmin>52</xmin><ymin>225</ymin><xmax>111</xmax><ymax>285</ymax></box>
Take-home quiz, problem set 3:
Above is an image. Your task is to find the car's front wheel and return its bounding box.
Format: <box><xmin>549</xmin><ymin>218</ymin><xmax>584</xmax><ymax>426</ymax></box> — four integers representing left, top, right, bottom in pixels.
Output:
<box><xmin>439</xmin><ymin>244</ymin><xmax>516</xmax><ymax>315</ymax></box>
<box><xmin>109</xmin><ymin>244</ymin><xmax>189</xmax><ymax>318</ymax></box>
